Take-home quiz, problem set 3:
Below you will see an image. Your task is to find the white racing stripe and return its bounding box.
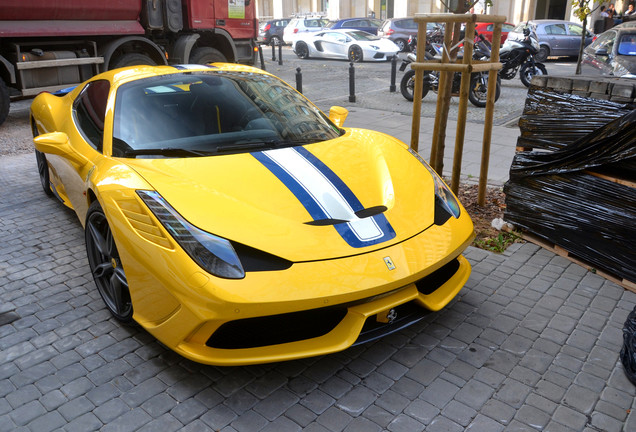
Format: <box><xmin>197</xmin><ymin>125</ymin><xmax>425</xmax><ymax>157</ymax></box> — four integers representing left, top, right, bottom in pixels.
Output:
<box><xmin>263</xmin><ymin>148</ymin><xmax>384</xmax><ymax>242</ymax></box>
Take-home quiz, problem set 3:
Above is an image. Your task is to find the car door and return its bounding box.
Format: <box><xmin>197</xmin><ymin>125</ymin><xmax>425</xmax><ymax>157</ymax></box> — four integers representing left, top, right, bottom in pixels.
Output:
<box><xmin>543</xmin><ymin>23</ymin><xmax>569</xmax><ymax>55</ymax></box>
<box><xmin>566</xmin><ymin>23</ymin><xmax>587</xmax><ymax>54</ymax></box>
<box><xmin>320</xmin><ymin>32</ymin><xmax>349</xmax><ymax>58</ymax></box>
<box><xmin>46</xmin><ymin>79</ymin><xmax>110</xmax><ymax>218</ymax></box>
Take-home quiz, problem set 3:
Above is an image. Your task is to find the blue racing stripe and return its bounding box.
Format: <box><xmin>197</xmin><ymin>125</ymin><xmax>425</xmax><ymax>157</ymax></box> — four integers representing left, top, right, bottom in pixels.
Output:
<box><xmin>253</xmin><ymin>148</ymin><xmax>396</xmax><ymax>248</ymax></box>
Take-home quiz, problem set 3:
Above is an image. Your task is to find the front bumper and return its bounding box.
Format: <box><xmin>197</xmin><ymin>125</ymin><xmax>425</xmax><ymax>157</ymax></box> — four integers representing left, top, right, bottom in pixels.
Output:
<box><xmin>109</xmin><ymin>195</ymin><xmax>474</xmax><ymax>366</ymax></box>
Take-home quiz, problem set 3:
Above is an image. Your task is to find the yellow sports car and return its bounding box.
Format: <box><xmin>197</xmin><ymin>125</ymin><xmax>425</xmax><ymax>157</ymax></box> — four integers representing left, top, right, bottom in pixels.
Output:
<box><xmin>31</xmin><ymin>63</ymin><xmax>474</xmax><ymax>366</ymax></box>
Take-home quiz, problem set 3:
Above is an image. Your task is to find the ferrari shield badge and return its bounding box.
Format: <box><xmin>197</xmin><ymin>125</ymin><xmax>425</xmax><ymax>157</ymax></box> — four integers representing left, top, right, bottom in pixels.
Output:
<box><xmin>384</xmin><ymin>256</ymin><xmax>396</xmax><ymax>271</ymax></box>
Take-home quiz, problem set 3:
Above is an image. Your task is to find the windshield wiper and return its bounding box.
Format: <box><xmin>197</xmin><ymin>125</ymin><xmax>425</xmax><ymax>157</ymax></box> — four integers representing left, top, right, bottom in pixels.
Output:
<box><xmin>123</xmin><ymin>148</ymin><xmax>213</xmax><ymax>157</ymax></box>
<box><xmin>215</xmin><ymin>139</ymin><xmax>282</xmax><ymax>153</ymax></box>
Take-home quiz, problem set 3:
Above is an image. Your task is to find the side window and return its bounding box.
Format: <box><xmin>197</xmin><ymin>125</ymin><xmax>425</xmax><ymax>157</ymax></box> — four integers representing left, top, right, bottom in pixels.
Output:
<box><xmin>546</xmin><ymin>24</ymin><xmax>567</xmax><ymax>35</ymax></box>
<box><xmin>73</xmin><ymin>80</ymin><xmax>110</xmax><ymax>152</ymax></box>
<box><xmin>592</xmin><ymin>30</ymin><xmax>616</xmax><ymax>52</ymax></box>
<box><xmin>568</xmin><ymin>24</ymin><xmax>583</xmax><ymax>36</ymax></box>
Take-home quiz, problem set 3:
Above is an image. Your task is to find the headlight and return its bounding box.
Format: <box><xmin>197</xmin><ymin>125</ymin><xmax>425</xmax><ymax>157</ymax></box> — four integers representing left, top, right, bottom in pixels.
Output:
<box><xmin>370</xmin><ymin>45</ymin><xmax>380</xmax><ymax>50</ymax></box>
<box><xmin>137</xmin><ymin>190</ymin><xmax>245</xmax><ymax>279</ymax></box>
<box><xmin>408</xmin><ymin>148</ymin><xmax>461</xmax><ymax>220</ymax></box>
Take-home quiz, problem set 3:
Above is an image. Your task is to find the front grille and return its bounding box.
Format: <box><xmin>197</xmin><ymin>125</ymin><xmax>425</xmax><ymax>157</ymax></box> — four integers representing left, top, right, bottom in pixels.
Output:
<box><xmin>206</xmin><ymin>307</ymin><xmax>347</xmax><ymax>349</ymax></box>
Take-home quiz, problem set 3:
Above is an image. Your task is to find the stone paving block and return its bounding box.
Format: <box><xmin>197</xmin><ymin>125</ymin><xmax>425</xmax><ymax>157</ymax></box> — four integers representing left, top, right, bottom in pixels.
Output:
<box><xmin>137</xmin><ymin>413</ymin><xmax>184</xmax><ymax>432</ymax></box>
<box><xmin>387</xmin><ymin>413</ymin><xmax>426</xmax><ymax>432</ymax></box>
<box><xmin>316</xmin><ymin>406</ymin><xmax>352</xmax><ymax>432</ymax></box>
<box><xmin>285</xmin><ymin>404</ymin><xmax>316</xmax><ymax>427</ymax></box>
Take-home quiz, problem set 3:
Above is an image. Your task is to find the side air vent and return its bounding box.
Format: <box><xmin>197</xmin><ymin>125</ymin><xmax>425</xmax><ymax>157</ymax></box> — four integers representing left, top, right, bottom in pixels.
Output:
<box><xmin>116</xmin><ymin>198</ymin><xmax>173</xmax><ymax>249</ymax></box>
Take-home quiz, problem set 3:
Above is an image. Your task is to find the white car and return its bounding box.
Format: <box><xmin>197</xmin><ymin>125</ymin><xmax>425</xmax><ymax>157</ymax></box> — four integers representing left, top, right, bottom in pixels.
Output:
<box><xmin>292</xmin><ymin>29</ymin><xmax>400</xmax><ymax>62</ymax></box>
<box><xmin>283</xmin><ymin>17</ymin><xmax>328</xmax><ymax>44</ymax></box>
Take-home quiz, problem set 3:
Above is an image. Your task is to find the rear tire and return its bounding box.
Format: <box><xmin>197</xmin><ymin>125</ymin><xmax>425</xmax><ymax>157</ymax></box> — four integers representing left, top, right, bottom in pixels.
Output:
<box><xmin>395</xmin><ymin>38</ymin><xmax>407</xmax><ymax>52</ymax></box>
<box><xmin>0</xmin><ymin>78</ymin><xmax>9</xmax><ymax>127</ymax></box>
<box><xmin>535</xmin><ymin>46</ymin><xmax>549</xmax><ymax>62</ymax></box>
<box><xmin>189</xmin><ymin>47</ymin><xmax>227</xmax><ymax>64</ymax></box>
<box><xmin>520</xmin><ymin>62</ymin><xmax>548</xmax><ymax>87</ymax></box>
<box><xmin>295</xmin><ymin>42</ymin><xmax>310</xmax><ymax>59</ymax></box>
<box><xmin>468</xmin><ymin>74</ymin><xmax>501</xmax><ymax>108</ymax></box>
<box><xmin>109</xmin><ymin>53</ymin><xmax>156</xmax><ymax>70</ymax></box>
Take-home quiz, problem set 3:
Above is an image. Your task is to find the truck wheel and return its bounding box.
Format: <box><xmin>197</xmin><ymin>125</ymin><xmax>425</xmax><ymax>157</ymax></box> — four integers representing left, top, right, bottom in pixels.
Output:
<box><xmin>109</xmin><ymin>53</ymin><xmax>156</xmax><ymax>70</ymax></box>
<box><xmin>0</xmin><ymin>78</ymin><xmax>9</xmax><ymax>127</ymax></box>
<box><xmin>189</xmin><ymin>47</ymin><xmax>227</xmax><ymax>64</ymax></box>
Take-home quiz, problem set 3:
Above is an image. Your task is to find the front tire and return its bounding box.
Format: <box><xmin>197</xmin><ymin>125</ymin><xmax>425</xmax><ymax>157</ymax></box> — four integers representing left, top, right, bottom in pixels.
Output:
<box><xmin>520</xmin><ymin>62</ymin><xmax>548</xmax><ymax>87</ymax></box>
<box><xmin>295</xmin><ymin>42</ymin><xmax>310</xmax><ymax>59</ymax></box>
<box><xmin>400</xmin><ymin>70</ymin><xmax>430</xmax><ymax>101</ymax></box>
<box><xmin>348</xmin><ymin>45</ymin><xmax>363</xmax><ymax>62</ymax></box>
<box><xmin>535</xmin><ymin>45</ymin><xmax>550</xmax><ymax>62</ymax></box>
<box><xmin>189</xmin><ymin>47</ymin><xmax>227</xmax><ymax>64</ymax></box>
<box><xmin>85</xmin><ymin>201</ymin><xmax>133</xmax><ymax>322</ymax></box>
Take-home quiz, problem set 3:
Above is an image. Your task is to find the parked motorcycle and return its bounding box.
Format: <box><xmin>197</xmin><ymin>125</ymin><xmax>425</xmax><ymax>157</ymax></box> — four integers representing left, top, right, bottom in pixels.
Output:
<box><xmin>407</xmin><ymin>25</ymin><xmax>445</xmax><ymax>53</ymax></box>
<box><xmin>494</xmin><ymin>27</ymin><xmax>547</xmax><ymax>87</ymax></box>
<box><xmin>399</xmin><ymin>39</ymin><xmax>500</xmax><ymax>108</ymax></box>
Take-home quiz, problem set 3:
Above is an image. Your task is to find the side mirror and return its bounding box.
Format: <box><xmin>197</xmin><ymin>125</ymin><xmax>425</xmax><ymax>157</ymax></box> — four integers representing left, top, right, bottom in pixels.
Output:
<box><xmin>595</xmin><ymin>48</ymin><xmax>609</xmax><ymax>56</ymax></box>
<box><xmin>328</xmin><ymin>106</ymin><xmax>349</xmax><ymax>127</ymax></box>
<box><xmin>34</xmin><ymin>132</ymin><xmax>87</xmax><ymax>167</ymax></box>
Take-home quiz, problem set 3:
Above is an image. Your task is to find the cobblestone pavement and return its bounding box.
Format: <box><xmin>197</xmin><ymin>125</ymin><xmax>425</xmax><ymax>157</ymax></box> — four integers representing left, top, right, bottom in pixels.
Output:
<box><xmin>2</xmin><ymin>151</ymin><xmax>636</xmax><ymax>431</ymax></box>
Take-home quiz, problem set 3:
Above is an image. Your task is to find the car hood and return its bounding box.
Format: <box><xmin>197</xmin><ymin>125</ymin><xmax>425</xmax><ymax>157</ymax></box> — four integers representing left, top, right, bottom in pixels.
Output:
<box><xmin>122</xmin><ymin>129</ymin><xmax>439</xmax><ymax>262</ymax></box>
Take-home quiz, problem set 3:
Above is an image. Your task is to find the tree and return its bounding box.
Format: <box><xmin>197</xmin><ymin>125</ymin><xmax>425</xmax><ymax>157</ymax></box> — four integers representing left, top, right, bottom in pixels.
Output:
<box><xmin>431</xmin><ymin>1</ymin><xmax>493</xmax><ymax>176</ymax></box>
<box><xmin>572</xmin><ymin>0</ymin><xmax>598</xmax><ymax>74</ymax></box>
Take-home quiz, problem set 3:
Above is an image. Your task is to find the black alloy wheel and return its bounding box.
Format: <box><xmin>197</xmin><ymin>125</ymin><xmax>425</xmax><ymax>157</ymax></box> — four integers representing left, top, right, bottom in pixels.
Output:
<box><xmin>85</xmin><ymin>201</ymin><xmax>133</xmax><ymax>322</ymax></box>
<box><xmin>35</xmin><ymin>150</ymin><xmax>53</xmax><ymax>197</ymax></box>
<box><xmin>295</xmin><ymin>42</ymin><xmax>310</xmax><ymax>59</ymax></box>
<box><xmin>348</xmin><ymin>45</ymin><xmax>363</xmax><ymax>62</ymax></box>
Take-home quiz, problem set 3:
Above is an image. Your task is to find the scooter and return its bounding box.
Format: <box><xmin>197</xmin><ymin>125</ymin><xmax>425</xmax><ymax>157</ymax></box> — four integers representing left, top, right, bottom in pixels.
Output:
<box><xmin>399</xmin><ymin>39</ymin><xmax>501</xmax><ymax>108</ymax></box>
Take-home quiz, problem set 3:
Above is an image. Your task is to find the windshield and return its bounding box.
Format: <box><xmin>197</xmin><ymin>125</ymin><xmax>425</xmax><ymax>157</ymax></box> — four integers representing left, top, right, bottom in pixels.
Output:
<box><xmin>112</xmin><ymin>71</ymin><xmax>343</xmax><ymax>158</ymax></box>
<box><xmin>618</xmin><ymin>33</ymin><xmax>636</xmax><ymax>55</ymax></box>
<box><xmin>347</xmin><ymin>30</ymin><xmax>380</xmax><ymax>41</ymax></box>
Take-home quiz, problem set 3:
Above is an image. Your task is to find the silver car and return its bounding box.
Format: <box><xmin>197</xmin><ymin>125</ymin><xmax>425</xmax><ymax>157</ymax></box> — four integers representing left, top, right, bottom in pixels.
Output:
<box><xmin>509</xmin><ymin>20</ymin><xmax>594</xmax><ymax>61</ymax></box>
<box><xmin>581</xmin><ymin>21</ymin><xmax>636</xmax><ymax>77</ymax></box>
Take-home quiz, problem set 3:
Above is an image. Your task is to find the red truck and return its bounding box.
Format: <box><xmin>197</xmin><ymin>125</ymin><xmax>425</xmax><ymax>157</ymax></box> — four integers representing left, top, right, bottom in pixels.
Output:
<box><xmin>0</xmin><ymin>0</ymin><xmax>259</xmax><ymax>125</ymax></box>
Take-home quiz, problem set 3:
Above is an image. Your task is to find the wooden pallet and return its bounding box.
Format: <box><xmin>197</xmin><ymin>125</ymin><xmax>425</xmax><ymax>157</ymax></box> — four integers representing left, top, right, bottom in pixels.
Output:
<box><xmin>507</xmin><ymin>228</ymin><xmax>636</xmax><ymax>294</ymax></box>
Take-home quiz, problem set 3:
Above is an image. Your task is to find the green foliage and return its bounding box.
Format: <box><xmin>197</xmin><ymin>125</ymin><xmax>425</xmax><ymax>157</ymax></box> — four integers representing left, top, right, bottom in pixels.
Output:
<box><xmin>572</xmin><ymin>0</ymin><xmax>592</xmax><ymax>21</ymax></box>
<box><xmin>474</xmin><ymin>231</ymin><xmax>522</xmax><ymax>253</ymax></box>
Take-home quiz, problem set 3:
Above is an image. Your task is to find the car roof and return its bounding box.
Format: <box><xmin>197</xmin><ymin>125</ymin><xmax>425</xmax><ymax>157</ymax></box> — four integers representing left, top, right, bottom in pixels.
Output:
<box><xmin>615</xmin><ymin>21</ymin><xmax>636</xmax><ymax>29</ymax></box>
<box><xmin>82</xmin><ymin>64</ymin><xmax>269</xmax><ymax>94</ymax></box>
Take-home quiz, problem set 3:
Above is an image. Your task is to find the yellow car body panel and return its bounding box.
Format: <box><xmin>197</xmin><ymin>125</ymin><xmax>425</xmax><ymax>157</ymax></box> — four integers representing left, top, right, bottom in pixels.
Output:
<box><xmin>30</xmin><ymin>63</ymin><xmax>475</xmax><ymax>365</ymax></box>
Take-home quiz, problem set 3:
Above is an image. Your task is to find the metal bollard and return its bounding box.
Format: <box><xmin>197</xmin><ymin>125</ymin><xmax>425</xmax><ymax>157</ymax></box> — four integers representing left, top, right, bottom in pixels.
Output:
<box><xmin>349</xmin><ymin>62</ymin><xmax>356</xmax><ymax>103</ymax></box>
<box><xmin>258</xmin><ymin>45</ymin><xmax>266</xmax><ymax>71</ymax></box>
<box><xmin>278</xmin><ymin>43</ymin><xmax>283</xmax><ymax>66</ymax></box>
<box><xmin>271</xmin><ymin>43</ymin><xmax>276</xmax><ymax>62</ymax></box>
<box><xmin>389</xmin><ymin>56</ymin><xmax>397</xmax><ymax>92</ymax></box>
<box><xmin>296</xmin><ymin>67</ymin><xmax>302</xmax><ymax>93</ymax></box>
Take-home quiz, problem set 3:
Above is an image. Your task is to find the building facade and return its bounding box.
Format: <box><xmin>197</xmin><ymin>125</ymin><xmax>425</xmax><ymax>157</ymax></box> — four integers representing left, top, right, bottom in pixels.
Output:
<box><xmin>256</xmin><ymin>0</ymin><xmax>632</xmax><ymax>27</ymax></box>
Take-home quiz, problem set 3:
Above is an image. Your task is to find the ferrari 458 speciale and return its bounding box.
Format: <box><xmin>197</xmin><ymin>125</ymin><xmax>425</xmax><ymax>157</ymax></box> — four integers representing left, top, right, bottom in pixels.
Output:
<box><xmin>31</xmin><ymin>63</ymin><xmax>474</xmax><ymax>365</ymax></box>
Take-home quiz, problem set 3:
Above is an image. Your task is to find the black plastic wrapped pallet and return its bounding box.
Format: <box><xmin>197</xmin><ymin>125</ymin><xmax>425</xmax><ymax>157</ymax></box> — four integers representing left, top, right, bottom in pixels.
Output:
<box><xmin>517</xmin><ymin>89</ymin><xmax>634</xmax><ymax>151</ymax></box>
<box><xmin>505</xmin><ymin>84</ymin><xmax>636</xmax><ymax>284</ymax></box>
<box><xmin>504</xmin><ymin>173</ymin><xmax>636</xmax><ymax>282</ymax></box>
